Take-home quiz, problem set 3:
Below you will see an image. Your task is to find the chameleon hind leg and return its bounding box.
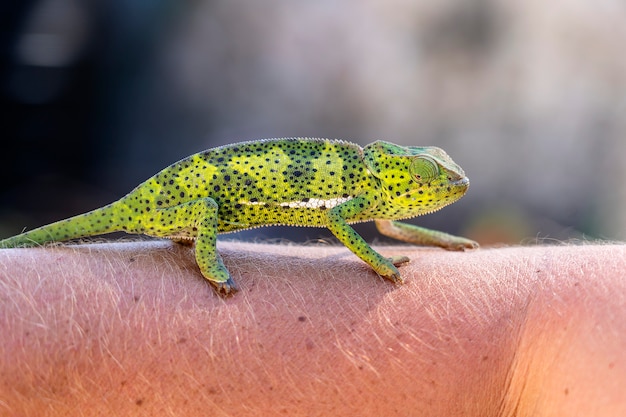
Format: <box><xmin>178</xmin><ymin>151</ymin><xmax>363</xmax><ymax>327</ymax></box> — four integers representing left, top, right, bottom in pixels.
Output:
<box><xmin>326</xmin><ymin>197</ymin><xmax>405</xmax><ymax>283</ymax></box>
<box><xmin>375</xmin><ymin>220</ymin><xmax>479</xmax><ymax>250</ymax></box>
<box><xmin>149</xmin><ymin>198</ymin><xmax>237</xmax><ymax>295</ymax></box>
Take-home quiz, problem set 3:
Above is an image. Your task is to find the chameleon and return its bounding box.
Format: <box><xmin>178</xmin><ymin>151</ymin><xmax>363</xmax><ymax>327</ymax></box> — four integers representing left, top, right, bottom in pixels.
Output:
<box><xmin>0</xmin><ymin>138</ymin><xmax>478</xmax><ymax>295</ymax></box>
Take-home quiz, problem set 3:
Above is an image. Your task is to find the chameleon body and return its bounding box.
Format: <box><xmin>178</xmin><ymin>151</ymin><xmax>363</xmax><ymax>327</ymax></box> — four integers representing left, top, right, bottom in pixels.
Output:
<box><xmin>0</xmin><ymin>138</ymin><xmax>478</xmax><ymax>294</ymax></box>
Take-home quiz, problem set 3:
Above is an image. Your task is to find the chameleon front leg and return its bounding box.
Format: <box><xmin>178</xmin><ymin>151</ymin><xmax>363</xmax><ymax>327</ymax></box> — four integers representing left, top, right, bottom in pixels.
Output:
<box><xmin>375</xmin><ymin>220</ymin><xmax>478</xmax><ymax>250</ymax></box>
<box><xmin>148</xmin><ymin>198</ymin><xmax>237</xmax><ymax>295</ymax></box>
<box><xmin>326</xmin><ymin>197</ymin><xmax>406</xmax><ymax>283</ymax></box>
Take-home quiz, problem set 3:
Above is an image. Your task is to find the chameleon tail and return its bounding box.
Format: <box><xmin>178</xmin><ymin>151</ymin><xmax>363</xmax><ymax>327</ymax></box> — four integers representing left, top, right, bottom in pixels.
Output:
<box><xmin>0</xmin><ymin>201</ymin><xmax>129</xmax><ymax>248</ymax></box>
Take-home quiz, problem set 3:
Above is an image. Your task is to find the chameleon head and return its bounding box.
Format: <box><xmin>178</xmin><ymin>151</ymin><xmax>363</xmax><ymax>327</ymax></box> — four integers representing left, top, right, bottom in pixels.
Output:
<box><xmin>363</xmin><ymin>141</ymin><xmax>470</xmax><ymax>216</ymax></box>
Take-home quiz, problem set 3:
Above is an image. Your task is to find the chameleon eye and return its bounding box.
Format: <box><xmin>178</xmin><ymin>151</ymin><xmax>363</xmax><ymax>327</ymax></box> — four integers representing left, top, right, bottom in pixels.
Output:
<box><xmin>409</xmin><ymin>156</ymin><xmax>439</xmax><ymax>183</ymax></box>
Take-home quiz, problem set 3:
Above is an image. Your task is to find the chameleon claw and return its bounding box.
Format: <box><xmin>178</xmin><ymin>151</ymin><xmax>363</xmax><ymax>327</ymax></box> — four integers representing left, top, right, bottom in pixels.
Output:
<box><xmin>466</xmin><ymin>240</ymin><xmax>480</xmax><ymax>250</ymax></box>
<box><xmin>211</xmin><ymin>277</ymin><xmax>239</xmax><ymax>296</ymax></box>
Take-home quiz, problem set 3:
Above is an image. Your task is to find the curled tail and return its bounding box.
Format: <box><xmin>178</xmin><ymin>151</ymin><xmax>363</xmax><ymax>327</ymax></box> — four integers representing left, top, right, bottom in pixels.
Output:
<box><xmin>0</xmin><ymin>201</ymin><xmax>129</xmax><ymax>248</ymax></box>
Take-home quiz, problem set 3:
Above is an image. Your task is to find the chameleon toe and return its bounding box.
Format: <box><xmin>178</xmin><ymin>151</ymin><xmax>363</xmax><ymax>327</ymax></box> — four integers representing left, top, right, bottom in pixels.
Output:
<box><xmin>211</xmin><ymin>277</ymin><xmax>239</xmax><ymax>296</ymax></box>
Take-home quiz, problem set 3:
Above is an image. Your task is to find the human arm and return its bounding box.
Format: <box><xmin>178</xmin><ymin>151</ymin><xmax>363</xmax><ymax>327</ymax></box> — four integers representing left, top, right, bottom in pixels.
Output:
<box><xmin>1</xmin><ymin>241</ymin><xmax>625</xmax><ymax>416</ymax></box>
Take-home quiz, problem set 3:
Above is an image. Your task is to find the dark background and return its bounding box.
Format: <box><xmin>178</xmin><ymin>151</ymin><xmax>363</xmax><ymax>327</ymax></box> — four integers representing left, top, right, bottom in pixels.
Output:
<box><xmin>2</xmin><ymin>0</ymin><xmax>625</xmax><ymax>244</ymax></box>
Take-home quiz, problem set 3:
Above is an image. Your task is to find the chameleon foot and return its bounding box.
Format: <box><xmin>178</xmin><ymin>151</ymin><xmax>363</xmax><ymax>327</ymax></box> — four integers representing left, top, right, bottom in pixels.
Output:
<box><xmin>210</xmin><ymin>277</ymin><xmax>239</xmax><ymax>296</ymax></box>
<box><xmin>170</xmin><ymin>237</ymin><xmax>195</xmax><ymax>247</ymax></box>
<box><xmin>376</xmin><ymin>261</ymin><xmax>405</xmax><ymax>284</ymax></box>
<box><xmin>373</xmin><ymin>257</ymin><xmax>410</xmax><ymax>285</ymax></box>
<box><xmin>383</xmin><ymin>270</ymin><xmax>405</xmax><ymax>284</ymax></box>
<box><xmin>445</xmin><ymin>237</ymin><xmax>479</xmax><ymax>251</ymax></box>
<box><xmin>389</xmin><ymin>255</ymin><xmax>410</xmax><ymax>266</ymax></box>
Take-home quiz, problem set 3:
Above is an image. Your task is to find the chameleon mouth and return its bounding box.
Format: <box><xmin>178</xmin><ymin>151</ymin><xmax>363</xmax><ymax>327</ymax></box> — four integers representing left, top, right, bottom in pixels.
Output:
<box><xmin>451</xmin><ymin>177</ymin><xmax>470</xmax><ymax>187</ymax></box>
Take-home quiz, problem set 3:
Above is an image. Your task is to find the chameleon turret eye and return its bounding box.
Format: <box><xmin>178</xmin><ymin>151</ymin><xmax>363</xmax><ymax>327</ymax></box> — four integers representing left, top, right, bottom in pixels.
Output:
<box><xmin>409</xmin><ymin>156</ymin><xmax>439</xmax><ymax>183</ymax></box>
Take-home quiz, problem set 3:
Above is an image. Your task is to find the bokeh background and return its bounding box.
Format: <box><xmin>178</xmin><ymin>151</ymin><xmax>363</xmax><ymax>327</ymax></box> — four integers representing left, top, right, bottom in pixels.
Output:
<box><xmin>1</xmin><ymin>0</ymin><xmax>625</xmax><ymax>245</ymax></box>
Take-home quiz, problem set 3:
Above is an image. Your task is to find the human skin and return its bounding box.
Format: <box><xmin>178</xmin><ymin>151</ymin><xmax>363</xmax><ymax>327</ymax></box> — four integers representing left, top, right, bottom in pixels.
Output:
<box><xmin>1</xmin><ymin>241</ymin><xmax>625</xmax><ymax>416</ymax></box>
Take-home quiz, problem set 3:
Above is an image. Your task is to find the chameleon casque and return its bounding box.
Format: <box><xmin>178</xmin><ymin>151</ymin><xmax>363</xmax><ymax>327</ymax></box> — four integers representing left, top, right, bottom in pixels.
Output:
<box><xmin>0</xmin><ymin>138</ymin><xmax>478</xmax><ymax>295</ymax></box>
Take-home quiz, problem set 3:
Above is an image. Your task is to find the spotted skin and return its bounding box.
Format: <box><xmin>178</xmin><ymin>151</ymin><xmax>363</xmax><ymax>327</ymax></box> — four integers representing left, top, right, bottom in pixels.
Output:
<box><xmin>0</xmin><ymin>138</ymin><xmax>478</xmax><ymax>295</ymax></box>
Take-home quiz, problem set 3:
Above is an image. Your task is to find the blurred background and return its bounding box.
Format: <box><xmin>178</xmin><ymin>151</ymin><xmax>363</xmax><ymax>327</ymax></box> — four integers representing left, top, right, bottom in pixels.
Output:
<box><xmin>1</xmin><ymin>0</ymin><xmax>625</xmax><ymax>245</ymax></box>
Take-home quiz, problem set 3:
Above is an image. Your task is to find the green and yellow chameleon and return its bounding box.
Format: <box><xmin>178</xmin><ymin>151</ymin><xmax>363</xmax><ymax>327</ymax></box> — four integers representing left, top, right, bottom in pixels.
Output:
<box><xmin>0</xmin><ymin>138</ymin><xmax>478</xmax><ymax>294</ymax></box>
